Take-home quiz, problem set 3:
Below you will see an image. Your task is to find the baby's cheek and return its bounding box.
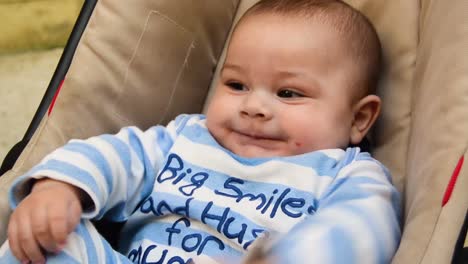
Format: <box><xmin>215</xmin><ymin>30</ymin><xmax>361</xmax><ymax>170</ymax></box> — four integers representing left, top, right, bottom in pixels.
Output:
<box><xmin>290</xmin><ymin>131</ymin><xmax>323</xmax><ymax>153</ymax></box>
<box><xmin>291</xmin><ymin>140</ymin><xmax>312</xmax><ymax>155</ymax></box>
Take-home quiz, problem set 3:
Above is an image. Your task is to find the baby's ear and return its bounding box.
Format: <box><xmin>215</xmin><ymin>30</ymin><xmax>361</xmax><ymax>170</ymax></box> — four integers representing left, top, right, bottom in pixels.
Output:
<box><xmin>350</xmin><ymin>95</ymin><xmax>381</xmax><ymax>145</ymax></box>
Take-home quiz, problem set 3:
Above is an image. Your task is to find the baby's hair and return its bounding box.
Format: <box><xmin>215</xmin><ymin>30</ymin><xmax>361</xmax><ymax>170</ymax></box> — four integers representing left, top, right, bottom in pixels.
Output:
<box><xmin>243</xmin><ymin>0</ymin><xmax>382</xmax><ymax>96</ymax></box>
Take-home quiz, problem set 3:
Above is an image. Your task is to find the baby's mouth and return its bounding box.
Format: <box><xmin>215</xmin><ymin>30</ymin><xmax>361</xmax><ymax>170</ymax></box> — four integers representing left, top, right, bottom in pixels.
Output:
<box><xmin>233</xmin><ymin>129</ymin><xmax>282</xmax><ymax>142</ymax></box>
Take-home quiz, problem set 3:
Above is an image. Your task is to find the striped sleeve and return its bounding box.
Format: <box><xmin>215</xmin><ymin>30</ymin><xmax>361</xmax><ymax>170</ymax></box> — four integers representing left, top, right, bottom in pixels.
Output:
<box><xmin>9</xmin><ymin>114</ymin><xmax>197</xmax><ymax>221</ymax></box>
<box><xmin>267</xmin><ymin>157</ymin><xmax>402</xmax><ymax>264</ymax></box>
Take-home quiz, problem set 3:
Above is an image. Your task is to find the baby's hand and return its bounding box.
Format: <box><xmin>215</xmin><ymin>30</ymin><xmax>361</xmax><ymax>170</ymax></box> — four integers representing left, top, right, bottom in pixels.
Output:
<box><xmin>7</xmin><ymin>178</ymin><xmax>84</xmax><ymax>264</ymax></box>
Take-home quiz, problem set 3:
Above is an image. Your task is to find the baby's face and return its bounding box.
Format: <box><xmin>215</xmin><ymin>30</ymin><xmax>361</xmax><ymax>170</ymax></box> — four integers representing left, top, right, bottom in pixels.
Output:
<box><xmin>206</xmin><ymin>13</ymin><xmax>360</xmax><ymax>158</ymax></box>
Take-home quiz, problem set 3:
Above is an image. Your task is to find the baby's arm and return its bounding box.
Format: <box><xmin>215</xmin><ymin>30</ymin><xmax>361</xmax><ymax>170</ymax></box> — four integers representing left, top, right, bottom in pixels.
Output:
<box><xmin>7</xmin><ymin>114</ymin><xmax>193</xmax><ymax>263</ymax></box>
<box><xmin>8</xmin><ymin>178</ymin><xmax>89</xmax><ymax>264</ymax></box>
<box><xmin>9</xmin><ymin>116</ymin><xmax>190</xmax><ymax>221</ymax></box>
<box><xmin>244</xmin><ymin>158</ymin><xmax>402</xmax><ymax>264</ymax></box>
<box><xmin>6</xmin><ymin>124</ymin><xmax>161</xmax><ymax>264</ymax></box>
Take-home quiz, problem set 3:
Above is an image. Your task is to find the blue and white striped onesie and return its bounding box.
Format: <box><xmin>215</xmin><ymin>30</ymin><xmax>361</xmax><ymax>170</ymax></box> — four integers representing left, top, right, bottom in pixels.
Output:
<box><xmin>1</xmin><ymin>114</ymin><xmax>401</xmax><ymax>264</ymax></box>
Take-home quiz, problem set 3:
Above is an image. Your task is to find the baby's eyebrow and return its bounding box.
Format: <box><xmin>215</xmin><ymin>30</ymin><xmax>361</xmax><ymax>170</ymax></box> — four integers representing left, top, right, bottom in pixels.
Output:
<box><xmin>276</xmin><ymin>70</ymin><xmax>303</xmax><ymax>79</ymax></box>
<box><xmin>222</xmin><ymin>62</ymin><xmax>244</xmax><ymax>73</ymax></box>
<box><xmin>276</xmin><ymin>70</ymin><xmax>322</xmax><ymax>90</ymax></box>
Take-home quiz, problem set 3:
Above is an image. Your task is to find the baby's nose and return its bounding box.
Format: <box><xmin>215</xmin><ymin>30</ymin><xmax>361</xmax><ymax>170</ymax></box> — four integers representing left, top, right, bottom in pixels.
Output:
<box><xmin>240</xmin><ymin>92</ymin><xmax>273</xmax><ymax>120</ymax></box>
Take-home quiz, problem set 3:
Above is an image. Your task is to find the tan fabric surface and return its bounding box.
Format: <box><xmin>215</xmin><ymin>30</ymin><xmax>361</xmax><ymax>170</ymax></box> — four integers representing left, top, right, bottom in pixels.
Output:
<box><xmin>393</xmin><ymin>0</ymin><xmax>468</xmax><ymax>263</ymax></box>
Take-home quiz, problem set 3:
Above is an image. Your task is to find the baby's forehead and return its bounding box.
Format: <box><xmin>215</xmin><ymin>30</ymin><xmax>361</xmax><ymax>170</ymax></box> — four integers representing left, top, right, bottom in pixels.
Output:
<box><xmin>237</xmin><ymin>11</ymin><xmax>355</xmax><ymax>46</ymax></box>
<box><xmin>235</xmin><ymin>12</ymin><xmax>355</xmax><ymax>60</ymax></box>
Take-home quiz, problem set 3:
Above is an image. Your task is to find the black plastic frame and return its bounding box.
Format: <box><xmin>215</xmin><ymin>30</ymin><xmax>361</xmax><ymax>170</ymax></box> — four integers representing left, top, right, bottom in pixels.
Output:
<box><xmin>452</xmin><ymin>210</ymin><xmax>468</xmax><ymax>263</ymax></box>
<box><xmin>0</xmin><ymin>0</ymin><xmax>97</xmax><ymax>176</ymax></box>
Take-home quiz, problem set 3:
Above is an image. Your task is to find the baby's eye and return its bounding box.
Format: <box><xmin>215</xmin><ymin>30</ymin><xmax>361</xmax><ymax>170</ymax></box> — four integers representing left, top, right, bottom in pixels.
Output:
<box><xmin>226</xmin><ymin>82</ymin><xmax>247</xmax><ymax>91</ymax></box>
<box><xmin>277</xmin><ymin>89</ymin><xmax>304</xmax><ymax>98</ymax></box>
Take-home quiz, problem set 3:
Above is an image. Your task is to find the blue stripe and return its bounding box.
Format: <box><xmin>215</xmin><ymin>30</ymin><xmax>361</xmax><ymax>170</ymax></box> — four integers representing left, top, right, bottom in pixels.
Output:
<box><xmin>75</xmin><ymin>220</ymin><xmax>99</xmax><ymax>263</ymax></box>
<box><xmin>63</xmin><ymin>142</ymin><xmax>114</xmax><ymax>195</ymax></box>
<box><xmin>117</xmin><ymin>253</ymin><xmax>133</xmax><ymax>264</ymax></box>
<box><xmin>24</xmin><ymin>159</ymin><xmax>101</xmax><ymax>198</ymax></box>
<box><xmin>318</xmin><ymin>176</ymin><xmax>388</xmax><ymax>208</ymax></box>
<box><xmin>344</xmin><ymin>205</ymin><xmax>399</xmax><ymax>263</ymax></box>
<box><xmin>174</xmin><ymin>114</ymin><xmax>199</xmax><ymax>134</ymax></box>
<box><xmin>46</xmin><ymin>252</ymin><xmax>82</xmax><ymax>263</ymax></box>
<box><xmin>274</xmin><ymin>213</ymin><xmax>389</xmax><ymax>264</ymax></box>
<box><xmin>355</xmin><ymin>151</ymin><xmax>372</xmax><ymax>161</ymax></box>
<box><xmin>127</xmin><ymin>129</ymin><xmax>157</xmax><ymax>202</ymax></box>
<box><xmin>104</xmin><ymin>240</ymin><xmax>118</xmax><ymax>264</ymax></box>
<box><xmin>327</xmin><ymin>226</ymin><xmax>357</xmax><ymax>264</ymax></box>
<box><xmin>342</xmin><ymin>147</ymin><xmax>357</xmax><ymax>164</ymax></box>
<box><xmin>355</xmin><ymin>153</ymin><xmax>394</xmax><ymax>183</ymax></box>
<box><xmin>100</xmin><ymin>233</ymin><xmax>132</xmax><ymax>264</ymax></box>
<box><xmin>0</xmin><ymin>247</ymin><xmax>22</xmax><ymax>263</ymax></box>
<box><xmin>149</xmin><ymin>126</ymin><xmax>174</xmax><ymax>158</ymax></box>
<box><xmin>391</xmin><ymin>189</ymin><xmax>403</xmax><ymax>222</ymax></box>
<box><xmin>100</xmin><ymin>134</ymin><xmax>132</xmax><ymax>178</ymax></box>
<box><xmin>127</xmin><ymin>130</ymin><xmax>147</xmax><ymax>173</ymax></box>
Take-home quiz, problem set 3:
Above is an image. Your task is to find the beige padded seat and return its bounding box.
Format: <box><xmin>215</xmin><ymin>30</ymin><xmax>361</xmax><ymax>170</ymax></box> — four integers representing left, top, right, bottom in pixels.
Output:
<box><xmin>0</xmin><ymin>0</ymin><xmax>467</xmax><ymax>263</ymax></box>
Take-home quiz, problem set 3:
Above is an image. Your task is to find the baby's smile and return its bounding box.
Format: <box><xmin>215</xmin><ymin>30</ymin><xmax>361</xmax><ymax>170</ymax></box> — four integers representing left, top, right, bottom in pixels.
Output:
<box><xmin>232</xmin><ymin>128</ymin><xmax>284</xmax><ymax>146</ymax></box>
<box><xmin>233</xmin><ymin>128</ymin><xmax>282</xmax><ymax>141</ymax></box>
<box><xmin>219</xmin><ymin>124</ymin><xmax>291</xmax><ymax>157</ymax></box>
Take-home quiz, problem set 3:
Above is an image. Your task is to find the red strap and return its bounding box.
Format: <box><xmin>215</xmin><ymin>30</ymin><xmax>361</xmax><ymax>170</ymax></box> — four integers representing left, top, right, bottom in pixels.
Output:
<box><xmin>442</xmin><ymin>156</ymin><xmax>464</xmax><ymax>207</ymax></box>
<box><xmin>48</xmin><ymin>79</ymin><xmax>64</xmax><ymax>116</ymax></box>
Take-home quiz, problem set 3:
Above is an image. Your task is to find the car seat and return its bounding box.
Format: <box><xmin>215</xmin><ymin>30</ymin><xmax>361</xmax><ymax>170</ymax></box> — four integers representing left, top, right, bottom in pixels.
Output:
<box><xmin>0</xmin><ymin>0</ymin><xmax>467</xmax><ymax>263</ymax></box>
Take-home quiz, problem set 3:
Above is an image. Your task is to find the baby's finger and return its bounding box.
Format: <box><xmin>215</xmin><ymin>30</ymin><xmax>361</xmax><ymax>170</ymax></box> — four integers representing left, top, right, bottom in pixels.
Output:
<box><xmin>48</xmin><ymin>200</ymin><xmax>71</xmax><ymax>247</ymax></box>
<box><xmin>7</xmin><ymin>214</ymin><xmax>28</xmax><ymax>263</ymax></box>
<box><xmin>67</xmin><ymin>198</ymin><xmax>82</xmax><ymax>233</ymax></box>
<box><xmin>32</xmin><ymin>204</ymin><xmax>57</xmax><ymax>253</ymax></box>
<box><xmin>17</xmin><ymin>214</ymin><xmax>46</xmax><ymax>263</ymax></box>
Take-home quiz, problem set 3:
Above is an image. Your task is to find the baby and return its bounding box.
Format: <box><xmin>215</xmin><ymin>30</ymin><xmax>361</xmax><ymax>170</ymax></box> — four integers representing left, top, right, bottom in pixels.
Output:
<box><xmin>1</xmin><ymin>0</ymin><xmax>401</xmax><ymax>263</ymax></box>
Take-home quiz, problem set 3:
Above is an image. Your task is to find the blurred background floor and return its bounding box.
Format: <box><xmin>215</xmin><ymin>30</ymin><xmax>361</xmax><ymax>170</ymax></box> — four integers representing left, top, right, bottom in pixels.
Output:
<box><xmin>0</xmin><ymin>0</ymin><xmax>82</xmax><ymax>165</ymax></box>
<box><xmin>0</xmin><ymin>49</ymin><xmax>62</xmax><ymax>162</ymax></box>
